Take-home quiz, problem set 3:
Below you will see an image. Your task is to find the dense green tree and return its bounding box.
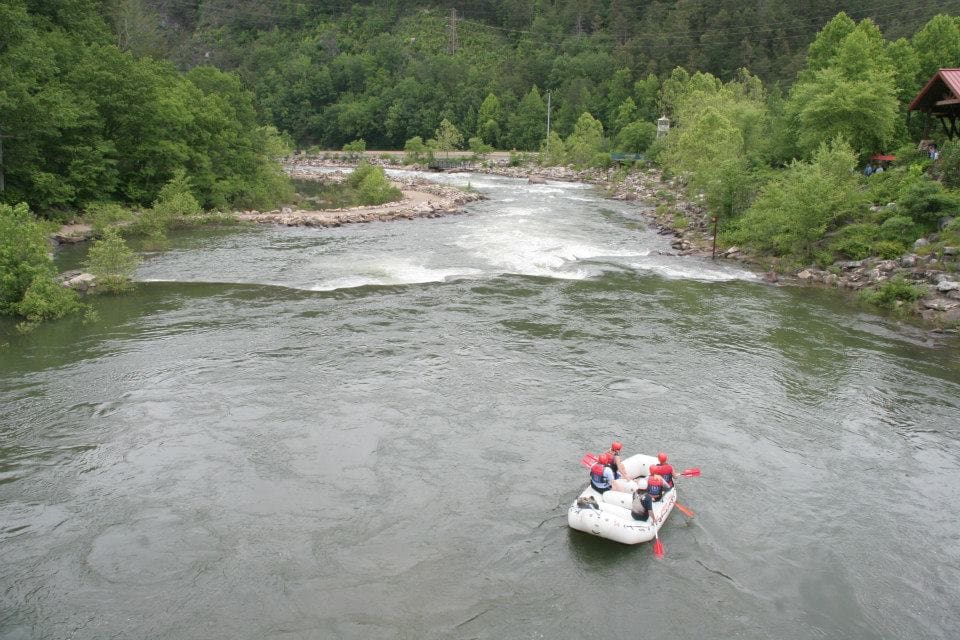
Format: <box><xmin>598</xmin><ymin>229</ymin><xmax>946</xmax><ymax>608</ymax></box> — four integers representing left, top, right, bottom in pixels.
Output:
<box><xmin>633</xmin><ymin>73</ymin><xmax>661</xmax><ymax>121</ymax></box>
<box><xmin>611</xmin><ymin>98</ymin><xmax>639</xmax><ymax>135</ymax></box>
<box><xmin>661</xmin><ymin>69</ymin><xmax>771</xmax><ymax>218</ymax></box>
<box><xmin>403</xmin><ymin>136</ymin><xmax>431</xmax><ymax>164</ymax></box>
<box><xmin>540</xmin><ymin>131</ymin><xmax>566</xmax><ymax>166</ymax></box>
<box><xmin>615</xmin><ymin>121</ymin><xmax>656</xmax><ymax>154</ymax></box>
<box><xmin>604</xmin><ymin>68</ymin><xmax>633</xmax><ymax>130</ymax></box>
<box><xmin>0</xmin><ymin>203</ymin><xmax>80</xmax><ymax>321</ymax></box>
<box><xmin>476</xmin><ymin>93</ymin><xmax>504</xmax><ymax>147</ymax></box>
<box><xmin>803</xmin><ymin>13</ymin><xmax>858</xmax><ymax>76</ymax></box>
<box><xmin>786</xmin><ymin>21</ymin><xmax>900</xmax><ymax>159</ymax></box>
<box><xmin>507</xmin><ymin>86</ymin><xmax>547</xmax><ymax>150</ymax></box>
<box><xmin>912</xmin><ymin>15</ymin><xmax>960</xmax><ymax>85</ymax></box>
<box><xmin>726</xmin><ymin>140</ymin><xmax>866</xmax><ymax>259</ymax></box>
<box><xmin>434</xmin><ymin>119</ymin><xmax>463</xmax><ymax>157</ymax></box>
<box><xmin>83</xmin><ymin>227</ymin><xmax>141</xmax><ymax>293</ymax></box>
<box><xmin>658</xmin><ymin>67</ymin><xmax>691</xmax><ymax>119</ymax></box>
<box><xmin>565</xmin><ymin>112</ymin><xmax>604</xmax><ymax>167</ymax></box>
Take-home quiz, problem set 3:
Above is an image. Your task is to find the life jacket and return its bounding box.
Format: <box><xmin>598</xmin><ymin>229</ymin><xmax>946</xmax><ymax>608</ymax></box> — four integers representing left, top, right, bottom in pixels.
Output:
<box><xmin>590</xmin><ymin>464</ymin><xmax>611</xmax><ymax>491</ymax></box>
<box><xmin>651</xmin><ymin>463</ymin><xmax>674</xmax><ymax>488</ymax></box>
<box><xmin>647</xmin><ymin>476</ymin><xmax>664</xmax><ymax>500</ymax></box>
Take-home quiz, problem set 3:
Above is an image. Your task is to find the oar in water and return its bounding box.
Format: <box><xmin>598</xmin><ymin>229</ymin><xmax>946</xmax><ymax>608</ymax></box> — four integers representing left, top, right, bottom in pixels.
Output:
<box><xmin>675</xmin><ymin>502</ymin><xmax>694</xmax><ymax>518</ymax></box>
<box><xmin>680</xmin><ymin>467</ymin><xmax>701</xmax><ymax>478</ymax></box>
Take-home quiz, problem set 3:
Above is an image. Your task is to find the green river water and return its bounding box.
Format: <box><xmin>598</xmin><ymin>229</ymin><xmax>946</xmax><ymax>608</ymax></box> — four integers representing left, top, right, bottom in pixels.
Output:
<box><xmin>2</xmin><ymin>170</ymin><xmax>959</xmax><ymax>639</ymax></box>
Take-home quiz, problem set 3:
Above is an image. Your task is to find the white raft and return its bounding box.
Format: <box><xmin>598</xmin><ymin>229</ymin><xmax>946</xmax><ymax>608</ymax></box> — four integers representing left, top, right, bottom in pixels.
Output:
<box><xmin>567</xmin><ymin>453</ymin><xmax>677</xmax><ymax>545</ymax></box>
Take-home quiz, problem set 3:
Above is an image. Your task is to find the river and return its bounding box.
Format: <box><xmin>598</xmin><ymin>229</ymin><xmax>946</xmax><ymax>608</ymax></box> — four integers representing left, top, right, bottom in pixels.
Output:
<box><xmin>2</xmin><ymin>170</ymin><xmax>959</xmax><ymax>639</ymax></box>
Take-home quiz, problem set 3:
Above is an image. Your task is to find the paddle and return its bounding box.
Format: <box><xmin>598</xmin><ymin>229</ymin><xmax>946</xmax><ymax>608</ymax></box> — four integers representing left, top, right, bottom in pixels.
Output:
<box><xmin>653</xmin><ymin>530</ymin><xmax>664</xmax><ymax>557</ymax></box>
<box><xmin>680</xmin><ymin>467</ymin><xmax>701</xmax><ymax>478</ymax></box>
<box><xmin>579</xmin><ymin>453</ymin><xmax>598</xmax><ymax>468</ymax></box>
<box><xmin>675</xmin><ymin>502</ymin><xmax>694</xmax><ymax>518</ymax></box>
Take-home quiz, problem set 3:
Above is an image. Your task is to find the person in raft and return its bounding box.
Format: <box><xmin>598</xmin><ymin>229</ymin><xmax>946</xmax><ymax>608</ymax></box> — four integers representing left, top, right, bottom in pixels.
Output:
<box><xmin>590</xmin><ymin>453</ymin><xmax>632</xmax><ymax>492</ymax></box>
<box><xmin>650</xmin><ymin>452</ymin><xmax>674</xmax><ymax>490</ymax></box>
<box><xmin>646</xmin><ymin>473</ymin><xmax>667</xmax><ymax>502</ymax></box>
<box><xmin>590</xmin><ymin>455</ymin><xmax>616</xmax><ymax>494</ymax></box>
<box><xmin>605</xmin><ymin>441</ymin><xmax>629</xmax><ymax>479</ymax></box>
<box><xmin>631</xmin><ymin>486</ymin><xmax>654</xmax><ymax>523</ymax></box>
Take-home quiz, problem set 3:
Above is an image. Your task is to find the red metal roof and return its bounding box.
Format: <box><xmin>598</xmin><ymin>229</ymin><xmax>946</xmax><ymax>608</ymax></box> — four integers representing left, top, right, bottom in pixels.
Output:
<box><xmin>909</xmin><ymin>68</ymin><xmax>960</xmax><ymax>111</ymax></box>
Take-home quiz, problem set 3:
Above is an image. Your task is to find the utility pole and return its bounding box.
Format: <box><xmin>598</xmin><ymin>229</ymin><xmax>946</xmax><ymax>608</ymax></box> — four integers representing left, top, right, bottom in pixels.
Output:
<box><xmin>447</xmin><ymin>8</ymin><xmax>458</xmax><ymax>54</ymax></box>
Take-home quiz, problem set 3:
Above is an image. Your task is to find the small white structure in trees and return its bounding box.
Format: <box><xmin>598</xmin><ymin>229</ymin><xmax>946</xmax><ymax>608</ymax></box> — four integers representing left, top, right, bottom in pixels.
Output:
<box><xmin>657</xmin><ymin>115</ymin><xmax>671</xmax><ymax>139</ymax></box>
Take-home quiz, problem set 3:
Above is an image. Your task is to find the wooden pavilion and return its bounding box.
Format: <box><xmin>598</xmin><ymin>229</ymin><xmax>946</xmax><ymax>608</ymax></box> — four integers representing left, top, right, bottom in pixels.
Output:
<box><xmin>909</xmin><ymin>68</ymin><xmax>960</xmax><ymax>139</ymax></box>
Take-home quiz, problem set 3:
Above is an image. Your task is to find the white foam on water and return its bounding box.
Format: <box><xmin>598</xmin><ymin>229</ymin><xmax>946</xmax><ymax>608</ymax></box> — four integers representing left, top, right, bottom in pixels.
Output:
<box><xmin>628</xmin><ymin>257</ymin><xmax>761</xmax><ymax>282</ymax></box>
<box><xmin>308</xmin><ymin>259</ymin><xmax>483</xmax><ymax>291</ymax></box>
<box><xmin>454</xmin><ymin>222</ymin><xmax>627</xmax><ymax>280</ymax></box>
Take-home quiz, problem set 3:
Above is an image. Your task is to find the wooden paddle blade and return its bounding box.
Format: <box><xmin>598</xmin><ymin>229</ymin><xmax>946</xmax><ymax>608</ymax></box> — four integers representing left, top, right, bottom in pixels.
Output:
<box><xmin>675</xmin><ymin>502</ymin><xmax>695</xmax><ymax>518</ymax></box>
<box><xmin>653</xmin><ymin>534</ymin><xmax>664</xmax><ymax>558</ymax></box>
<box><xmin>680</xmin><ymin>468</ymin><xmax>701</xmax><ymax>477</ymax></box>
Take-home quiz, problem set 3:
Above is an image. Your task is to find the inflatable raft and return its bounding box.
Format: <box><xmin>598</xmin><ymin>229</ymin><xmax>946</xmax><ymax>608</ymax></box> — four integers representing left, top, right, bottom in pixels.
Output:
<box><xmin>567</xmin><ymin>453</ymin><xmax>677</xmax><ymax>545</ymax></box>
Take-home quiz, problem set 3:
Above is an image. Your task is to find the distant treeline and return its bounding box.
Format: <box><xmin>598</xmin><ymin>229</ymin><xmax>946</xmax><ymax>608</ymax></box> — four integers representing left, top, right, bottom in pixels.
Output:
<box><xmin>0</xmin><ymin>0</ymin><xmax>292</xmax><ymax>215</ymax></box>
<box><xmin>115</xmin><ymin>0</ymin><xmax>960</xmax><ymax>149</ymax></box>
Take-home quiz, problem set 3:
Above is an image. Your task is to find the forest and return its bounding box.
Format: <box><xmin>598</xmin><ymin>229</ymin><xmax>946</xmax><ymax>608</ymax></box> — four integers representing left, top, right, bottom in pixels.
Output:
<box><xmin>3</xmin><ymin>0</ymin><xmax>960</xmax><ymax>323</ymax></box>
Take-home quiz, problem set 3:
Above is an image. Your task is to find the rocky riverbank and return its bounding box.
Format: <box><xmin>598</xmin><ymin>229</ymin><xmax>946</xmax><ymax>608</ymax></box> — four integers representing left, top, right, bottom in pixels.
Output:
<box><xmin>234</xmin><ymin>166</ymin><xmax>484</xmax><ymax>227</ymax></box>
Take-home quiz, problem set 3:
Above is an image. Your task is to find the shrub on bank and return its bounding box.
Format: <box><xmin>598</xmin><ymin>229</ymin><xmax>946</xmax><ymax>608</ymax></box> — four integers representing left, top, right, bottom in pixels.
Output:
<box><xmin>403</xmin><ymin>137</ymin><xmax>431</xmax><ymax>164</ymax></box>
<box><xmin>859</xmin><ymin>277</ymin><xmax>926</xmax><ymax>309</ymax></box>
<box><xmin>826</xmin><ymin>223</ymin><xmax>881</xmax><ymax>260</ymax></box>
<box><xmin>86</xmin><ymin>203</ymin><xmax>133</xmax><ymax>236</ymax></box>
<box><xmin>870</xmin><ymin>240</ymin><xmax>908</xmax><ymax>259</ymax></box>
<box><xmin>0</xmin><ymin>203</ymin><xmax>81</xmax><ymax>323</ymax></box>
<box><xmin>357</xmin><ymin>169</ymin><xmax>402</xmax><ymax>205</ymax></box>
<box><xmin>897</xmin><ymin>179</ymin><xmax>960</xmax><ymax>230</ymax></box>
<box><xmin>83</xmin><ymin>229</ymin><xmax>141</xmax><ymax>294</ymax></box>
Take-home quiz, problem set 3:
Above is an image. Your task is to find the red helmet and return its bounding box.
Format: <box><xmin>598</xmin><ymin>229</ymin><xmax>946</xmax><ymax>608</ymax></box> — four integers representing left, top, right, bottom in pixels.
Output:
<box><xmin>599</xmin><ymin>452</ymin><xmax>613</xmax><ymax>465</ymax></box>
<box><xmin>611</xmin><ymin>441</ymin><xmax>623</xmax><ymax>452</ymax></box>
<box><xmin>590</xmin><ymin>463</ymin><xmax>604</xmax><ymax>476</ymax></box>
<box><xmin>648</xmin><ymin>474</ymin><xmax>663</xmax><ymax>485</ymax></box>
<box><xmin>657</xmin><ymin>452</ymin><xmax>668</xmax><ymax>463</ymax></box>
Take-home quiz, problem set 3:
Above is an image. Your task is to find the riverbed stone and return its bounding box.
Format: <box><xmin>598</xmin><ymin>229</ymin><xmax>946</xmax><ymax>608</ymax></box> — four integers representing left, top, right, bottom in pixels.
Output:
<box><xmin>923</xmin><ymin>298</ymin><xmax>959</xmax><ymax>311</ymax></box>
<box><xmin>63</xmin><ymin>273</ymin><xmax>96</xmax><ymax>291</ymax></box>
<box><xmin>937</xmin><ymin>279</ymin><xmax>960</xmax><ymax>292</ymax></box>
<box><xmin>914</xmin><ymin>238</ymin><xmax>930</xmax><ymax>249</ymax></box>
<box><xmin>877</xmin><ymin>260</ymin><xmax>898</xmax><ymax>272</ymax></box>
<box><xmin>834</xmin><ymin>260</ymin><xmax>863</xmax><ymax>270</ymax></box>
